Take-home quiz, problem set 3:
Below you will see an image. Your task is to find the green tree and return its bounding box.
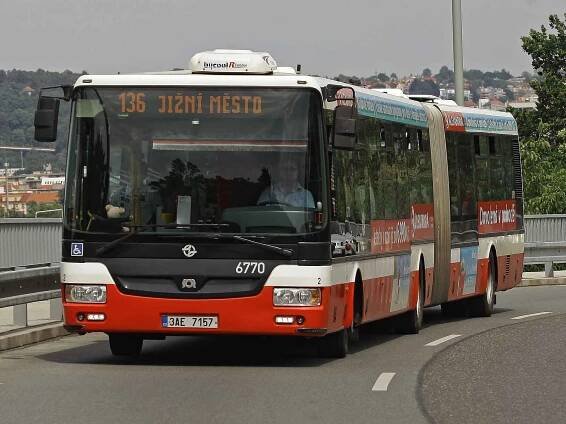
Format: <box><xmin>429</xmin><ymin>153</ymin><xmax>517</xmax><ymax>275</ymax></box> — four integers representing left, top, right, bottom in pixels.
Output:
<box><xmin>520</xmin><ymin>133</ymin><xmax>566</xmax><ymax>213</ymax></box>
<box><xmin>521</xmin><ymin>13</ymin><xmax>566</xmax><ymax>145</ymax></box>
<box><xmin>511</xmin><ymin>14</ymin><xmax>566</xmax><ymax>214</ymax></box>
<box><xmin>435</xmin><ymin>66</ymin><xmax>454</xmax><ymax>83</ymax></box>
<box><xmin>464</xmin><ymin>69</ymin><xmax>484</xmax><ymax>81</ymax></box>
<box><xmin>25</xmin><ymin>202</ymin><xmax>63</xmax><ymax>218</ymax></box>
<box><xmin>377</xmin><ymin>72</ymin><xmax>389</xmax><ymax>82</ymax></box>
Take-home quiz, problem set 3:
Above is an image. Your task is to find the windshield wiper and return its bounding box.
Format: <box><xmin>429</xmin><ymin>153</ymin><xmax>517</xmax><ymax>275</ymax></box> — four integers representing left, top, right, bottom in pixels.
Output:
<box><xmin>95</xmin><ymin>224</ymin><xmax>292</xmax><ymax>258</ymax></box>
<box><xmin>95</xmin><ymin>223</ymin><xmax>230</xmax><ymax>257</ymax></box>
<box><xmin>127</xmin><ymin>223</ymin><xmax>230</xmax><ymax>230</ymax></box>
<box><xmin>95</xmin><ymin>226</ymin><xmax>146</xmax><ymax>257</ymax></box>
<box><xmin>232</xmin><ymin>235</ymin><xmax>293</xmax><ymax>258</ymax></box>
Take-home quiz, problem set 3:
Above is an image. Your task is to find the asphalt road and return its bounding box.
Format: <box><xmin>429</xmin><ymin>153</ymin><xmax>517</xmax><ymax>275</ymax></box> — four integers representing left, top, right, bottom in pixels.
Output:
<box><xmin>0</xmin><ymin>285</ymin><xmax>565</xmax><ymax>424</ymax></box>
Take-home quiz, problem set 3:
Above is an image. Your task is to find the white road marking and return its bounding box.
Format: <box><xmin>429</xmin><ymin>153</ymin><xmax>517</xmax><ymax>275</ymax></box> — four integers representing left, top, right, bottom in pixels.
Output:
<box><xmin>372</xmin><ymin>372</ymin><xmax>396</xmax><ymax>391</ymax></box>
<box><xmin>425</xmin><ymin>334</ymin><xmax>462</xmax><ymax>347</ymax></box>
<box><xmin>511</xmin><ymin>312</ymin><xmax>552</xmax><ymax>320</ymax></box>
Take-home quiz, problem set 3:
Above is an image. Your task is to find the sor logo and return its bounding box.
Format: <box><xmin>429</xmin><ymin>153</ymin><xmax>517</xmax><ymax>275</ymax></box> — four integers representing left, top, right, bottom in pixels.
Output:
<box><xmin>182</xmin><ymin>244</ymin><xmax>197</xmax><ymax>258</ymax></box>
<box><xmin>180</xmin><ymin>278</ymin><xmax>197</xmax><ymax>290</ymax></box>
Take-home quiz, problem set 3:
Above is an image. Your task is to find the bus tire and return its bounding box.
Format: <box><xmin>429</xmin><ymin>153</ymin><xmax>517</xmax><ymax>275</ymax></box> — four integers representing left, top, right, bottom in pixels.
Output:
<box><xmin>469</xmin><ymin>256</ymin><xmax>496</xmax><ymax>317</ymax></box>
<box><xmin>349</xmin><ymin>280</ymin><xmax>363</xmax><ymax>345</ymax></box>
<box><xmin>318</xmin><ymin>329</ymin><xmax>348</xmax><ymax>358</ymax></box>
<box><xmin>396</xmin><ymin>265</ymin><xmax>424</xmax><ymax>334</ymax></box>
<box><xmin>441</xmin><ymin>300</ymin><xmax>465</xmax><ymax>317</ymax></box>
<box><xmin>108</xmin><ymin>333</ymin><xmax>143</xmax><ymax>356</ymax></box>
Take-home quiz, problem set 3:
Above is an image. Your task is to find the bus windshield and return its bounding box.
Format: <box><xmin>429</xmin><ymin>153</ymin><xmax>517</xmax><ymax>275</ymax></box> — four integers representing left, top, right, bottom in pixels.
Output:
<box><xmin>65</xmin><ymin>87</ymin><xmax>326</xmax><ymax>236</ymax></box>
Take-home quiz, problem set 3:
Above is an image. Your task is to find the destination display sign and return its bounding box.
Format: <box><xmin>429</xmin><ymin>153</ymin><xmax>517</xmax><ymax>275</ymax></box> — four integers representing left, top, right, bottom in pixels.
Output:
<box><xmin>117</xmin><ymin>91</ymin><xmax>264</xmax><ymax>115</ymax></box>
<box><xmin>442</xmin><ymin>110</ymin><xmax>518</xmax><ymax>135</ymax></box>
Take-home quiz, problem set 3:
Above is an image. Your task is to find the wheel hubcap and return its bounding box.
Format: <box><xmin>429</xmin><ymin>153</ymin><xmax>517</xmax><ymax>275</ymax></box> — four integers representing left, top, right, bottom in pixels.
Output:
<box><xmin>416</xmin><ymin>286</ymin><xmax>423</xmax><ymax>323</ymax></box>
<box><xmin>486</xmin><ymin>267</ymin><xmax>494</xmax><ymax>305</ymax></box>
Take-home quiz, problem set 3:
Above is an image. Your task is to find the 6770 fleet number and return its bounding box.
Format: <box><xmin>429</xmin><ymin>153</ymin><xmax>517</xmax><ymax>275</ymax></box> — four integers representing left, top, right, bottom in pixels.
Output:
<box><xmin>235</xmin><ymin>261</ymin><xmax>266</xmax><ymax>274</ymax></box>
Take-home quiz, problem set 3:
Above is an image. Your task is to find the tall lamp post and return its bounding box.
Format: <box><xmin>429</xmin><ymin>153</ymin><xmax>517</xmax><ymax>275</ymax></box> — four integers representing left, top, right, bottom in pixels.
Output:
<box><xmin>452</xmin><ymin>0</ymin><xmax>465</xmax><ymax>106</ymax></box>
<box><xmin>3</xmin><ymin>161</ymin><xmax>8</xmax><ymax>217</ymax></box>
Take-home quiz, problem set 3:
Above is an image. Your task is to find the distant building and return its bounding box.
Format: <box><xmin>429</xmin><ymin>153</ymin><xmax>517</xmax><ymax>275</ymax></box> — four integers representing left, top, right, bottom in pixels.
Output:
<box><xmin>0</xmin><ymin>168</ymin><xmax>25</xmax><ymax>177</ymax></box>
<box><xmin>21</xmin><ymin>86</ymin><xmax>35</xmax><ymax>96</ymax></box>
<box><xmin>479</xmin><ymin>98</ymin><xmax>506</xmax><ymax>111</ymax></box>
<box><xmin>41</xmin><ymin>176</ymin><xmax>65</xmax><ymax>186</ymax></box>
<box><xmin>489</xmin><ymin>98</ymin><xmax>506</xmax><ymax>111</ymax></box>
<box><xmin>20</xmin><ymin>191</ymin><xmax>60</xmax><ymax>205</ymax></box>
<box><xmin>439</xmin><ymin>88</ymin><xmax>472</xmax><ymax>102</ymax></box>
<box><xmin>507</xmin><ymin>101</ymin><xmax>537</xmax><ymax>110</ymax></box>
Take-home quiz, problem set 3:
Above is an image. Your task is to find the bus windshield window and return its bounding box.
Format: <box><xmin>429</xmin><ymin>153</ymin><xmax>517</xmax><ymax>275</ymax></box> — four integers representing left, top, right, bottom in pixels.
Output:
<box><xmin>65</xmin><ymin>87</ymin><xmax>326</xmax><ymax>235</ymax></box>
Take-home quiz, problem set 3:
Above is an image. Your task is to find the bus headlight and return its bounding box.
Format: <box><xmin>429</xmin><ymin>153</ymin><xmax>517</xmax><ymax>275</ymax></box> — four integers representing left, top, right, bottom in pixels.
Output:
<box><xmin>65</xmin><ymin>285</ymin><xmax>107</xmax><ymax>303</ymax></box>
<box><xmin>273</xmin><ymin>288</ymin><xmax>321</xmax><ymax>306</ymax></box>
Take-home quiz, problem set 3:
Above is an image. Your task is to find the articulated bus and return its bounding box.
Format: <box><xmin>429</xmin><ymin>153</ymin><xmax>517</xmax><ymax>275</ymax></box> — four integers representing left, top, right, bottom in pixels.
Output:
<box><xmin>34</xmin><ymin>50</ymin><xmax>524</xmax><ymax>358</ymax></box>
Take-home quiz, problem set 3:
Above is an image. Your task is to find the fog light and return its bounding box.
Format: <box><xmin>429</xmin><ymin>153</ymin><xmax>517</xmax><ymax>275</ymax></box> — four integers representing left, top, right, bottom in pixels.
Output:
<box><xmin>77</xmin><ymin>313</ymin><xmax>85</xmax><ymax>321</ymax></box>
<box><xmin>86</xmin><ymin>313</ymin><xmax>105</xmax><ymax>321</ymax></box>
<box><xmin>296</xmin><ymin>316</ymin><xmax>305</xmax><ymax>325</ymax></box>
<box><xmin>275</xmin><ymin>316</ymin><xmax>294</xmax><ymax>324</ymax></box>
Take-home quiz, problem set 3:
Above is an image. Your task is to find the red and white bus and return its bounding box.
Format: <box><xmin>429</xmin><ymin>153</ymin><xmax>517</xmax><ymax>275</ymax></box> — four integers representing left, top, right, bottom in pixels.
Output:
<box><xmin>34</xmin><ymin>50</ymin><xmax>524</xmax><ymax>357</ymax></box>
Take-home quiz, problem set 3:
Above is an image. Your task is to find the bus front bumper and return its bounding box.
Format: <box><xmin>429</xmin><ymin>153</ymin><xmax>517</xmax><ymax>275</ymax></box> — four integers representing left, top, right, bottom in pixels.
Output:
<box><xmin>62</xmin><ymin>284</ymin><xmax>339</xmax><ymax>336</ymax></box>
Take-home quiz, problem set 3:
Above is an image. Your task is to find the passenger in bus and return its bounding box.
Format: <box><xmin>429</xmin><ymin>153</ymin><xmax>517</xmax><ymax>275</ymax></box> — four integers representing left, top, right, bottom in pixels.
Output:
<box><xmin>461</xmin><ymin>188</ymin><xmax>475</xmax><ymax>216</ymax></box>
<box><xmin>257</xmin><ymin>162</ymin><xmax>315</xmax><ymax>208</ymax></box>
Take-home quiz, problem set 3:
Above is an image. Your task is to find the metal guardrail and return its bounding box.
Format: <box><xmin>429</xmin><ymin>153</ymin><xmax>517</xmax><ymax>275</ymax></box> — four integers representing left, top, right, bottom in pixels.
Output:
<box><xmin>0</xmin><ymin>290</ymin><xmax>62</xmax><ymax>329</ymax></box>
<box><xmin>524</xmin><ymin>214</ymin><xmax>566</xmax><ymax>243</ymax></box>
<box><xmin>524</xmin><ymin>215</ymin><xmax>566</xmax><ymax>277</ymax></box>
<box><xmin>0</xmin><ymin>215</ymin><xmax>564</xmax><ymax>333</ymax></box>
<box><xmin>0</xmin><ymin>218</ymin><xmax>62</xmax><ymax>270</ymax></box>
<box><xmin>0</xmin><ymin>219</ymin><xmax>63</xmax><ymax>332</ymax></box>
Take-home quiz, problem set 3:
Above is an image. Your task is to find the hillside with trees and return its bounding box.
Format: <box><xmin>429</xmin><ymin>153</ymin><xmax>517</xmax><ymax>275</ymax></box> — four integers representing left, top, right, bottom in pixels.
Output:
<box><xmin>0</xmin><ymin>69</ymin><xmax>82</xmax><ymax>172</ymax></box>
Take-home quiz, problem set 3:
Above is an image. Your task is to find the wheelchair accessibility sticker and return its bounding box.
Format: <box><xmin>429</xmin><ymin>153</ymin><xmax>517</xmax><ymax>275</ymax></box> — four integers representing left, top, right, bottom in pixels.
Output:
<box><xmin>71</xmin><ymin>243</ymin><xmax>84</xmax><ymax>257</ymax></box>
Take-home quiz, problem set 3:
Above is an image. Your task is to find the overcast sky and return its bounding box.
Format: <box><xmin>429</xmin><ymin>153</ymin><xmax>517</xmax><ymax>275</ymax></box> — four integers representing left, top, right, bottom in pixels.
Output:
<box><xmin>1</xmin><ymin>0</ymin><xmax>563</xmax><ymax>77</ymax></box>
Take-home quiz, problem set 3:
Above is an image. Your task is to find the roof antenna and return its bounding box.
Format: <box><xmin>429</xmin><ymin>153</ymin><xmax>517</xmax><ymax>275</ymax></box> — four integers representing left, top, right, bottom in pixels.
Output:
<box><xmin>296</xmin><ymin>64</ymin><xmax>302</xmax><ymax>74</ymax></box>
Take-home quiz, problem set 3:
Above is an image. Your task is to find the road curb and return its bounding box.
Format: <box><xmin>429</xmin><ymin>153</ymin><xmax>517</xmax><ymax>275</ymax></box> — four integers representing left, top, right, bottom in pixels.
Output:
<box><xmin>518</xmin><ymin>278</ymin><xmax>566</xmax><ymax>287</ymax></box>
<box><xmin>0</xmin><ymin>322</ymin><xmax>68</xmax><ymax>352</ymax></box>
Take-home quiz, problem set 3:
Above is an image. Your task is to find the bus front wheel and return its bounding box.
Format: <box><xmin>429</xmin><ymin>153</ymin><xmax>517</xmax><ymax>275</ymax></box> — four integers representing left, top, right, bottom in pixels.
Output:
<box><xmin>108</xmin><ymin>333</ymin><xmax>143</xmax><ymax>356</ymax></box>
<box><xmin>318</xmin><ymin>329</ymin><xmax>348</xmax><ymax>358</ymax></box>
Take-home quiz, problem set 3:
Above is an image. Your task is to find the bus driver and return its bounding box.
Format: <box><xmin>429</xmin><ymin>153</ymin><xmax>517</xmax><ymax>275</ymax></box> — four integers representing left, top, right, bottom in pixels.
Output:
<box><xmin>257</xmin><ymin>162</ymin><xmax>315</xmax><ymax>208</ymax></box>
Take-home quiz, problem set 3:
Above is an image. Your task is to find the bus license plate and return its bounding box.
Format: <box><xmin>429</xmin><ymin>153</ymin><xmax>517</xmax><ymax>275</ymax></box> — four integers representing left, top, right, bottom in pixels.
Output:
<box><xmin>162</xmin><ymin>315</ymin><xmax>218</xmax><ymax>329</ymax></box>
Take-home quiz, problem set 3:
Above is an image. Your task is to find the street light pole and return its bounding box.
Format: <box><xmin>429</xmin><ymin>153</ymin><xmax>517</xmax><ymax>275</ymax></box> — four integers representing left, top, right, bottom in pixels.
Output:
<box><xmin>452</xmin><ymin>0</ymin><xmax>465</xmax><ymax>106</ymax></box>
<box><xmin>3</xmin><ymin>161</ymin><xmax>8</xmax><ymax>217</ymax></box>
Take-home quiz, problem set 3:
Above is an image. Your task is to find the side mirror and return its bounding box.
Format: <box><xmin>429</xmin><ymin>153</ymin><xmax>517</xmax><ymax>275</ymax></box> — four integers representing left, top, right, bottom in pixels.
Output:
<box><xmin>332</xmin><ymin>105</ymin><xmax>356</xmax><ymax>150</ymax></box>
<box><xmin>34</xmin><ymin>97</ymin><xmax>60</xmax><ymax>142</ymax></box>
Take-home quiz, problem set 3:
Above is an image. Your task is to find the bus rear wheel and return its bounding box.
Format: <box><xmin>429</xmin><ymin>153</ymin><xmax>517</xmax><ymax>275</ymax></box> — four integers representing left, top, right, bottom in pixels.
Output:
<box><xmin>468</xmin><ymin>257</ymin><xmax>496</xmax><ymax>317</ymax></box>
<box><xmin>318</xmin><ymin>329</ymin><xmax>348</xmax><ymax>358</ymax></box>
<box><xmin>108</xmin><ymin>333</ymin><xmax>143</xmax><ymax>356</ymax></box>
<box><xmin>396</xmin><ymin>266</ymin><xmax>424</xmax><ymax>334</ymax></box>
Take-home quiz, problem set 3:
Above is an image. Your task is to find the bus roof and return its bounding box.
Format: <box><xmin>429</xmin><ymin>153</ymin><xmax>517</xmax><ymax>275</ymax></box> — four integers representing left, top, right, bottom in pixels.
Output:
<box><xmin>72</xmin><ymin>47</ymin><xmax>517</xmax><ymax>137</ymax></box>
<box><xmin>73</xmin><ymin>73</ymin><xmax>323</xmax><ymax>92</ymax></box>
<box><xmin>314</xmin><ymin>77</ymin><xmax>518</xmax><ymax>135</ymax></box>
